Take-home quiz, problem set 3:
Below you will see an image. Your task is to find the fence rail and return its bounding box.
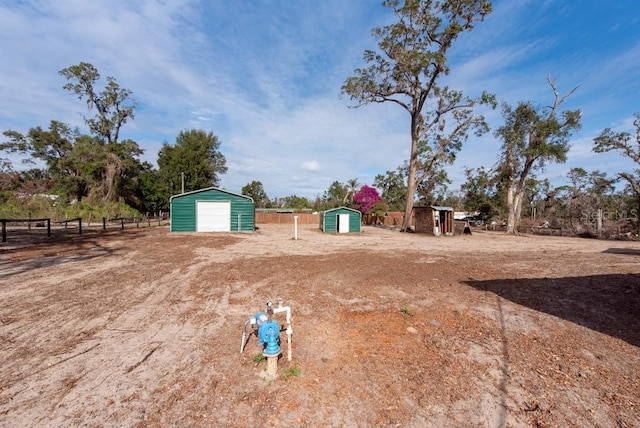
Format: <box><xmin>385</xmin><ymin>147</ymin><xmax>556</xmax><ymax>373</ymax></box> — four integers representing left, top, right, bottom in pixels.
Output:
<box><xmin>1</xmin><ymin>216</ymin><xmax>171</xmax><ymax>244</ymax></box>
<box><xmin>1</xmin><ymin>218</ymin><xmax>51</xmax><ymax>242</ymax></box>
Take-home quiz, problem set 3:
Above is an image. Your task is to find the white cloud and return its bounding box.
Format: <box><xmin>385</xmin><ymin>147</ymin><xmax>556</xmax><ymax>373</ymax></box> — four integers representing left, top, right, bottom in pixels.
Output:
<box><xmin>302</xmin><ymin>161</ymin><xmax>321</xmax><ymax>171</ymax></box>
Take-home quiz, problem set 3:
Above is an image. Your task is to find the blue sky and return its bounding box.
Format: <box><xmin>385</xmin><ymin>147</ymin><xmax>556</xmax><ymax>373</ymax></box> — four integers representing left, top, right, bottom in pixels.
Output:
<box><xmin>1</xmin><ymin>0</ymin><xmax>639</xmax><ymax>199</ymax></box>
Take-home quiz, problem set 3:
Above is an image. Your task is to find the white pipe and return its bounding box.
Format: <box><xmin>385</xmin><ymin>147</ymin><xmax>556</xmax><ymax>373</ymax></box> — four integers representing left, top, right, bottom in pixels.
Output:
<box><xmin>240</xmin><ymin>317</ymin><xmax>256</xmax><ymax>353</ymax></box>
<box><xmin>272</xmin><ymin>306</ymin><xmax>291</xmax><ymax>324</ymax></box>
<box><xmin>294</xmin><ymin>215</ymin><xmax>299</xmax><ymax>240</ymax></box>
<box><xmin>286</xmin><ymin>324</ymin><xmax>292</xmax><ymax>361</ymax></box>
<box><xmin>272</xmin><ymin>305</ymin><xmax>292</xmax><ymax>361</ymax></box>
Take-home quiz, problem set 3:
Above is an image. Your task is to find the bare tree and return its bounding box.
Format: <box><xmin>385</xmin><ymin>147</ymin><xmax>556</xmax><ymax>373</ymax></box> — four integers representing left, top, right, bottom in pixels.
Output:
<box><xmin>495</xmin><ymin>77</ymin><xmax>581</xmax><ymax>234</ymax></box>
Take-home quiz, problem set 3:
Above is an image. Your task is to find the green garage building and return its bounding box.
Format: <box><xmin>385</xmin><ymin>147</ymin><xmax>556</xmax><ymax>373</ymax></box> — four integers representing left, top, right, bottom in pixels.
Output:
<box><xmin>319</xmin><ymin>206</ymin><xmax>362</xmax><ymax>233</ymax></box>
<box><xmin>170</xmin><ymin>187</ymin><xmax>254</xmax><ymax>232</ymax></box>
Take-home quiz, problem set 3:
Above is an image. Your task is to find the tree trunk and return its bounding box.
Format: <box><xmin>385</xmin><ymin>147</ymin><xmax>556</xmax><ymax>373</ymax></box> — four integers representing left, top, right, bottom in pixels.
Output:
<box><xmin>506</xmin><ymin>186</ymin><xmax>524</xmax><ymax>234</ymax></box>
<box><xmin>401</xmin><ymin>121</ymin><xmax>420</xmax><ymax>231</ymax></box>
<box><xmin>514</xmin><ymin>191</ymin><xmax>524</xmax><ymax>228</ymax></box>
<box><xmin>506</xmin><ymin>185</ymin><xmax>515</xmax><ymax>234</ymax></box>
<box><xmin>401</xmin><ymin>162</ymin><xmax>417</xmax><ymax>231</ymax></box>
<box><xmin>636</xmin><ymin>199</ymin><xmax>640</xmax><ymax>238</ymax></box>
<box><xmin>596</xmin><ymin>208</ymin><xmax>603</xmax><ymax>238</ymax></box>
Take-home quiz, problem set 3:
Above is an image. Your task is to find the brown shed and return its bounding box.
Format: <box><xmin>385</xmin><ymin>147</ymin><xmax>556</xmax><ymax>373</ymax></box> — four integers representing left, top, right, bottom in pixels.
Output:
<box><xmin>413</xmin><ymin>206</ymin><xmax>454</xmax><ymax>236</ymax></box>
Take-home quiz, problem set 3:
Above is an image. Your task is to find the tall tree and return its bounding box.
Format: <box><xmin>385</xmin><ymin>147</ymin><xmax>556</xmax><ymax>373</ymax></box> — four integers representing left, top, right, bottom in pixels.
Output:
<box><xmin>593</xmin><ymin>112</ymin><xmax>640</xmax><ymax>235</ymax></box>
<box><xmin>157</xmin><ymin>129</ymin><xmax>227</xmax><ymax>200</ymax></box>
<box><xmin>60</xmin><ymin>62</ymin><xmax>135</xmax><ymax>145</ymax></box>
<box><xmin>342</xmin><ymin>0</ymin><xmax>495</xmax><ymax>231</ymax></box>
<box><xmin>59</xmin><ymin>62</ymin><xmax>143</xmax><ymax>203</ymax></box>
<box><xmin>242</xmin><ymin>180</ymin><xmax>270</xmax><ymax>208</ymax></box>
<box><xmin>495</xmin><ymin>77</ymin><xmax>581</xmax><ymax>234</ymax></box>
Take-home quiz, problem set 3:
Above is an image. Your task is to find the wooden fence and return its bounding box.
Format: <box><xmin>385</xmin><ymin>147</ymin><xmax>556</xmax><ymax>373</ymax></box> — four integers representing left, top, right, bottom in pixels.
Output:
<box><xmin>1</xmin><ymin>218</ymin><xmax>51</xmax><ymax>242</ymax></box>
<box><xmin>254</xmin><ymin>212</ymin><xmax>319</xmax><ymax>224</ymax></box>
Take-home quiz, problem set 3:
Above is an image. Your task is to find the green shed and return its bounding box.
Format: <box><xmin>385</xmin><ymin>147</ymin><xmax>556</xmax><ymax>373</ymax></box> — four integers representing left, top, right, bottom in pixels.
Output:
<box><xmin>170</xmin><ymin>187</ymin><xmax>254</xmax><ymax>232</ymax></box>
<box><xmin>319</xmin><ymin>207</ymin><xmax>362</xmax><ymax>233</ymax></box>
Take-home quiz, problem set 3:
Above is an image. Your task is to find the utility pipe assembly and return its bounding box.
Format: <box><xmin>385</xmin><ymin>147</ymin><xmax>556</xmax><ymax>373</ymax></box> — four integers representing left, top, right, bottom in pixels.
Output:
<box><xmin>240</xmin><ymin>298</ymin><xmax>293</xmax><ymax>363</ymax></box>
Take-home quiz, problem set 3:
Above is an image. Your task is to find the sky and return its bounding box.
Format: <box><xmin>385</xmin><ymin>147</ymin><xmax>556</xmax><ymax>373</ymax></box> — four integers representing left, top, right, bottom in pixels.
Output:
<box><xmin>1</xmin><ymin>0</ymin><xmax>639</xmax><ymax>200</ymax></box>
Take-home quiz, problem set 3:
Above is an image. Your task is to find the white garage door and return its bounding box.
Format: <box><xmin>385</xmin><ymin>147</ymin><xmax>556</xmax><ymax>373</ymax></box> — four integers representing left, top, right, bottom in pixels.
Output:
<box><xmin>196</xmin><ymin>201</ymin><xmax>231</xmax><ymax>232</ymax></box>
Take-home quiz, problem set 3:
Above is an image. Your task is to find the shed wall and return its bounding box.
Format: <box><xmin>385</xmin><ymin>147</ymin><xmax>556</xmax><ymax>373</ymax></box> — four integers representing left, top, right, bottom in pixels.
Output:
<box><xmin>321</xmin><ymin>208</ymin><xmax>361</xmax><ymax>233</ymax></box>
<box><xmin>414</xmin><ymin>207</ymin><xmax>454</xmax><ymax>235</ymax></box>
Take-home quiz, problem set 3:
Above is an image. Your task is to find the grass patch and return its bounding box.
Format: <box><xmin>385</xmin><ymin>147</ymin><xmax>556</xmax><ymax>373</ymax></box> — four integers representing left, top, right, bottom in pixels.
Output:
<box><xmin>253</xmin><ymin>353</ymin><xmax>266</xmax><ymax>364</ymax></box>
<box><xmin>280</xmin><ymin>367</ymin><xmax>300</xmax><ymax>381</ymax></box>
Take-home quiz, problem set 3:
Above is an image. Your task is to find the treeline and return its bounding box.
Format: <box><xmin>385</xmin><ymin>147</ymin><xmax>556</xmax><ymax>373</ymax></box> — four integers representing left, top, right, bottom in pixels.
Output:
<box><xmin>1</xmin><ymin>60</ymin><xmax>639</xmax><ymax>236</ymax></box>
<box><xmin>0</xmin><ymin>63</ymin><xmax>227</xmax><ymax>220</ymax></box>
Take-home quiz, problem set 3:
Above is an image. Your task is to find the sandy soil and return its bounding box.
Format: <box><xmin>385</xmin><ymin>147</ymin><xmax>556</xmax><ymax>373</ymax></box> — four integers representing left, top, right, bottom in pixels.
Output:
<box><xmin>0</xmin><ymin>224</ymin><xmax>638</xmax><ymax>427</ymax></box>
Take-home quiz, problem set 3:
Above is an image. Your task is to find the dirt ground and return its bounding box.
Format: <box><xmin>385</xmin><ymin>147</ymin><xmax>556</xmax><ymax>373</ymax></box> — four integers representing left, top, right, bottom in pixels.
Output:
<box><xmin>0</xmin><ymin>224</ymin><xmax>638</xmax><ymax>427</ymax></box>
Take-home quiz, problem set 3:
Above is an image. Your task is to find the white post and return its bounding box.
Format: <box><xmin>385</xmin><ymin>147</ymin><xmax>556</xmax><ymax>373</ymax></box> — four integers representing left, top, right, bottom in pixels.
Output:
<box><xmin>238</xmin><ymin>214</ymin><xmax>241</xmax><ymax>231</ymax></box>
<box><xmin>294</xmin><ymin>215</ymin><xmax>298</xmax><ymax>240</ymax></box>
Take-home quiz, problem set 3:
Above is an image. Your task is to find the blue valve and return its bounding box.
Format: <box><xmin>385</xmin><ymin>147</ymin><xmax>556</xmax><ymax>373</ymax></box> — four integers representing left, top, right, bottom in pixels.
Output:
<box><xmin>264</xmin><ymin>327</ymin><xmax>281</xmax><ymax>355</ymax></box>
<box><xmin>258</xmin><ymin>319</ymin><xmax>281</xmax><ymax>356</ymax></box>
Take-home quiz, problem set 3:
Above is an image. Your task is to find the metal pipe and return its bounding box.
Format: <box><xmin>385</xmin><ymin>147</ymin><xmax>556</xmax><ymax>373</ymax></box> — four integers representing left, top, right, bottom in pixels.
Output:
<box><xmin>266</xmin><ymin>301</ymin><xmax>274</xmax><ymax>321</ymax></box>
<box><xmin>240</xmin><ymin>319</ymin><xmax>251</xmax><ymax>353</ymax></box>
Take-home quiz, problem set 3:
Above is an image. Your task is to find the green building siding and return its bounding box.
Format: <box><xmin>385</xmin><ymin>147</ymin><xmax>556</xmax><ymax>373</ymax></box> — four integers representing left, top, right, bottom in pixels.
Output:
<box><xmin>320</xmin><ymin>207</ymin><xmax>362</xmax><ymax>233</ymax></box>
<box><xmin>229</xmin><ymin>198</ymin><xmax>255</xmax><ymax>231</ymax></box>
<box><xmin>170</xmin><ymin>188</ymin><xmax>254</xmax><ymax>232</ymax></box>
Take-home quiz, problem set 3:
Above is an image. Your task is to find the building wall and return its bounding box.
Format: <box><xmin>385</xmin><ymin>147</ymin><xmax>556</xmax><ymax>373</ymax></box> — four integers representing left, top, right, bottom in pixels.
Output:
<box><xmin>170</xmin><ymin>188</ymin><xmax>254</xmax><ymax>232</ymax></box>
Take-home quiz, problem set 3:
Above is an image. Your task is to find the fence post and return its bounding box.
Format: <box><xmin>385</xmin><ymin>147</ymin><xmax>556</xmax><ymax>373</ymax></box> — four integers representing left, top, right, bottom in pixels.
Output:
<box><xmin>47</xmin><ymin>219</ymin><xmax>51</xmax><ymax>237</ymax></box>
<box><xmin>120</xmin><ymin>218</ymin><xmax>125</xmax><ymax>230</ymax></box>
<box><xmin>2</xmin><ymin>220</ymin><xmax>6</xmax><ymax>242</ymax></box>
<box><xmin>103</xmin><ymin>217</ymin><xmax>106</xmax><ymax>230</ymax></box>
<box><xmin>79</xmin><ymin>218</ymin><xmax>82</xmax><ymax>235</ymax></box>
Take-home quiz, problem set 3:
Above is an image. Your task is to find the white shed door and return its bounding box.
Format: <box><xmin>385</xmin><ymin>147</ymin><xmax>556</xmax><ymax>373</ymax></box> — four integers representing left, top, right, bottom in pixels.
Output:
<box><xmin>338</xmin><ymin>214</ymin><xmax>350</xmax><ymax>233</ymax></box>
<box><xmin>196</xmin><ymin>201</ymin><xmax>230</xmax><ymax>232</ymax></box>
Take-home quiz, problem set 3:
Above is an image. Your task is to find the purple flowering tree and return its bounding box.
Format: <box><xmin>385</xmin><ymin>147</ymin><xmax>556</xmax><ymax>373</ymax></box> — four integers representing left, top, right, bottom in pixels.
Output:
<box><xmin>353</xmin><ymin>185</ymin><xmax>383</xmax><ymax>215</ymax></box>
